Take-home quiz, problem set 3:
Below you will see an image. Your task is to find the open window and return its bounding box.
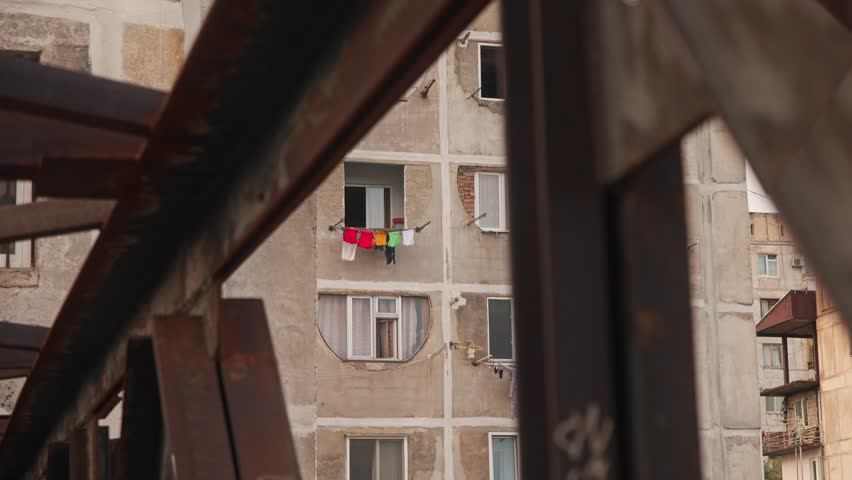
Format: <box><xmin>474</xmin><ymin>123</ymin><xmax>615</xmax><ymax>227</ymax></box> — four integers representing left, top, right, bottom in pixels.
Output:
<box><xmin>478</xmin><ymin>43</ymin><xmax>505</xmax><ymax>100</ymax></box>
<box><xmin>347</xmin><ymin>437</ymin><xmax>406</xmax><ymax>480</ymax></box>
<box><xmin>344</xmin><ymin>163</ymin><xmax>404</xmax><ymax>229</ymax></box>
<box><xmin>318</xmin><ymin>294</ymin><xmax>431</xmax><ymax>361</ymax></box>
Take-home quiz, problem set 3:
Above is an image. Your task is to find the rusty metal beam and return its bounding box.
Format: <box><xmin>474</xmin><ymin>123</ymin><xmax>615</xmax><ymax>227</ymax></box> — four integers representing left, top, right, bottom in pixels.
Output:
<box><xmin>0</xmin><ymin>111</ymin><xmax>144</xmax><ymax>183</ymax></box>
<box><xmin>0</xmin><ymin>55</ymin><xmax>164</xmax><ymax>136</ymax></box>
<box><xmin>152</xmin><ymin>315</ymin><xmax>235</xmax><ymax>479</ymax></box>
<box><xmin>595</xmin><ymin>0</ymin><xmax>713</xmax><ymax>182</ymax></box>
<box><xmin>219</xmin><ymin>299</ymin><xmax>300</xmax><ymax>479</ymax></box>
<box><xmin>662</xmin><ymin>0</ymin><xmax>852</xmax><ymax>350</ymax></box>
<box><xmin>0</xmin><ymin>0</ymin><xmax>490</xmax><ymax>477</ymax></box>
<box><xmin>0</xmin><ymin>321</ymin><xmax>48</xmax><ymax>351</ymax></box>
<box><xmin>118</xmin><ymin>338</ymin><xmax>163</xmax><ymax>480</ymax></box>
<box><xmin>46</xmin><ymin>442</ymin><xmax>69</xmax><ymax>480</ymax></box>
<box><xmin>0</xmin><ymin>348</ymin><xmax>37</xmax><ymax>370</ymax></box>
<box><xmin>501</xmin><ymin>0</ymin><xmax>622</xmax><ymax>477</ymax></box>
<box><xmin>0</xmin><ymin>200</ymin><xmax>113</xmax><ymax>244</ymax></box>
<box><xmin>614</xmin><ymin>143</ymin><xmax>701</xmax><ymax>478</ymax></box>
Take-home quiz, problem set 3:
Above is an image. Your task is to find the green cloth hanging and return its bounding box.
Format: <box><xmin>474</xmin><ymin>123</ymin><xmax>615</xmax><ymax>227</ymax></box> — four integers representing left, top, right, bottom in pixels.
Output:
<box><xmin>387</xmin><ymin>231</ymin><xmax>401</xmax><ymax>247</ymax></box>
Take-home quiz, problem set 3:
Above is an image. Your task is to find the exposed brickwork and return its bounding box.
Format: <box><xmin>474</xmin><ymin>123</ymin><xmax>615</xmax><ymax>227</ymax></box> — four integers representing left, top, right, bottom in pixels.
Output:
<box><xmin>456</xmin><ymin>165</ymin><xmax>504</xmax><ymax>217</ymax></box>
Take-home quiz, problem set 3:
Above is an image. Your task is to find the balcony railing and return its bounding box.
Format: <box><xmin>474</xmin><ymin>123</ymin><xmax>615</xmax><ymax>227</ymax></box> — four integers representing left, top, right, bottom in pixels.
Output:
<box><xmin>763</xmin><ymin>424</ymin><xmax>822</xmax><ymax>456</ymax></box>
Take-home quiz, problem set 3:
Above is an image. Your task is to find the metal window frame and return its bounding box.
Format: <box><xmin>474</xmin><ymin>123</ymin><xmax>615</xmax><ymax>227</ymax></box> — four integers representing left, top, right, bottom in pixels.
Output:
<box><xmin>488</xmin><ymin>432</ymin><xmax>520</xmax><ymax>480</ymax></box>
<box><xmin>348</xmin><ymin>295</ymin><xmax>376</xmax><ymax>360</ymax></box>
<box><xmin>345</xmin><ymin>435</ymin><xmax>408</xmax><ymax>480</ymax></box>
<box><xmin>486</xmin><ymin>297</ymin><xmax>515</xmax><ymax>362</ymax></box>
<box><xmin>474</xmin><ymin>171</ymin><xmax>507</xmax><ymax>232</ymax></box>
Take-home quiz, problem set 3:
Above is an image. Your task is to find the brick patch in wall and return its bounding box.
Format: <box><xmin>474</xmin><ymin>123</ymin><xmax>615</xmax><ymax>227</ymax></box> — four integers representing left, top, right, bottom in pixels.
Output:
<box><xmin>456</xmin><ymin>165</ymin><xmax>504</xmax><ymax>218</ymax></box>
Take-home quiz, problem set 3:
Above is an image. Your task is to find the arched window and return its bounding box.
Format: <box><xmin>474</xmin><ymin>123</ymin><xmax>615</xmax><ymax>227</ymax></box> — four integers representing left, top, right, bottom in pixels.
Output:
<box><xmin>317</xmin><ymin>294</ymin><xmax>431</xmax><ymax>361</ymax></box>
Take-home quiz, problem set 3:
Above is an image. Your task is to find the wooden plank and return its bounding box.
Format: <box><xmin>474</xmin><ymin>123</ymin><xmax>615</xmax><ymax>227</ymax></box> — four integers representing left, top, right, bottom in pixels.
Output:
<box><xmin>117</xmin><ymin>338</ymin><xmax>163</xmax><ymax>480</ymax></box>
<box><xmin>0</xmin><ymin>55</ymin><xmax>164</xmax><ymax>136</ymax></box>
<box><xmin>219</xmin><ymin>299</ymin><xmax>300</xmax><ymax>479</ymax></box>
<box><xmin>501</xmin><ymin>1</ymin><xmax>621</xmax><ymax>477</ymax></box>
<box><xmin>615</xmin><ymin>143</ymin><xmax>701</xmax><ymax>478</ymax></box>
<box><xmin>152</xmin><ymin>315</ymin><xmax>236</xmax><ymax>480</ymax></box>
<box><xmin>0</xmin><ymin>321</ymin><xmax>48</xmax><ymax>351</ymax></box>
<box><xmin>0</xmin><ymin>200</ymin><xmax>113</xmax><ymax>244</ymax></box>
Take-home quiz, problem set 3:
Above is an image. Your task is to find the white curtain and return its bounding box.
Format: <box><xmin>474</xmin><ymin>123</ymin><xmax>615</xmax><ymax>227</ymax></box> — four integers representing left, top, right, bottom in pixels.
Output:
<box><xmin>478</xmin><ymin>174</ymin><xmax>500</xmax><ymax>229</ymax></box>
<box><xmin>351</xmin><ymin>297</ymin><xmax>373</xmax><ymax>357</ymax></box>
<box><xmin>365</xmin><ymin>187</ymin><xmax>386</xmax><ymax>228</ymax></box>
<box><xmin>317</xmin><ymin>295</ymin><xmax>347</xmax><ymax>358</ymax></box>
<box><xmin>400</xmin><ymin>297</ymin><xmax>430</xmax><ymax>360</ymax></box>
<box><xmin>491</xmin><ymin>437</ymin><xmax>517</xmax><ymax>480</ymax></box>
<box><xmin>379</xmin><ymin>440</ymin><xmax>404</xmax><ymax>480</ymax></box>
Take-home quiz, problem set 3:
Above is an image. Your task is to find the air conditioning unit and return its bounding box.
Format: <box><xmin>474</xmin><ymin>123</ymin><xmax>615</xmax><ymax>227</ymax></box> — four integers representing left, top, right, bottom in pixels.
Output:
<box><xmin>792</xmin><ymin>258</ymin><xmax>803</xmax><ymax>268</ymax></box>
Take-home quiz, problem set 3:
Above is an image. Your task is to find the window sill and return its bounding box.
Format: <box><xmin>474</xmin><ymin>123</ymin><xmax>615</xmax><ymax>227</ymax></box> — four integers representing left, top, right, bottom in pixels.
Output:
<box><xmin>757</xmin><ymin>275</ymin><xmax>779</xmax><ymax>278</ymax></box>
<box><xmin>0</xmin><ymin>268</ymin><xmax>38</xmax><ymax>287</ymax></box>
<box><xmin>478</xmin><ymin>228</ymin><xmax>511</xmax><ymax>235</ymax></box>
<box><xmin>345</xmin><ymin>358</ymin><xmax>405</xmax><ymax>364</ymax></box>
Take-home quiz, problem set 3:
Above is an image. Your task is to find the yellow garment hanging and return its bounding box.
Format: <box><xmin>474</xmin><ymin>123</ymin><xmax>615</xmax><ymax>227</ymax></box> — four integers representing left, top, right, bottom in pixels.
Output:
<box><xmin>374</xmin><ymin>230</ymin><xmax>388</xmax><ymax>246</ymax></box>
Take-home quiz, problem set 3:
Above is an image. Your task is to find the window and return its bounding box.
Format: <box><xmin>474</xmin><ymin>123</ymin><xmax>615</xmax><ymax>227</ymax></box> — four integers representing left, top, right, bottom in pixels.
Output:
<box><xmin>765</xmin><ymin>396</ymin><xmax>783</xmax><ymax>414</ymax></box>
<box><xmin>347</xmin><ymin>437</ymin><xmax>406</xmax><ymax>480</ymax></box>
<box><xmin>317</xmin><ymin>294</ymin><xmax>431</xmax><ymax>361</ymax></box>
<box><xmin>794</xmin><ymin>398</ymin><xmax>810</xmax><ymax>426</ymax></box>
<box><xmin>811</xmin><ymin>458</ymin><xmax>821</xmax><ymax>480</ymax></box>
<box><xmin>489</xmin><ymin>433</ymin><xmax>519</xmax><ymax>480</ymax></box>
<box><xmin>0</xmin><ymin>180</ymin><xmax>32</xmax><ymax>268</ymax></box>
<box><xmin>758</xmin><ymin>254</ymin><xmax>779</xmax><ymax>277</ymax></box>
<box><xmin>488</xmin><ymin>298</ymin><xmax>514</xmax><ymax>361</ymax></box>
<box><xmin>344</xmin><ymin>163</ymin><xmax>404</xmax><ymax>229</ymax></box>
<box><xmin>762</xmin><ymin>344</ymin><xmax>783</xmax><ymax>369</ymax></box>
<box><xmin>760</xmin><ymin>298</ymin><xmax>779</xmax><ymax>317</ymax></box>
<box><xmin>475</xmin><ymin>172</ymin><xmax>508</xmax><ymax>231</ymax></box>
<box><xmin>478</xmin><ymin>44</ymin><xmax>505</xmax><ymax>100</ymax></box>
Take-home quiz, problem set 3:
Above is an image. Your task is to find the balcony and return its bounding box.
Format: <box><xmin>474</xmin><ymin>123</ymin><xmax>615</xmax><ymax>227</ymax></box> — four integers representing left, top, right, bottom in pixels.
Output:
<box><xmin>763</xmin><ymin>424</ymin><xmax>822</xmax><ymax>456</ymax></box>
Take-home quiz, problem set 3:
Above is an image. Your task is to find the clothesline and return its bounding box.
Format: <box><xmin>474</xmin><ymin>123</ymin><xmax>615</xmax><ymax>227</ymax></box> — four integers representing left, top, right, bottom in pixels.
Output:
<box><xmin>328</xmin><ymin>218</ymin><xmax>432</xmax><ymax>233</ymax></box>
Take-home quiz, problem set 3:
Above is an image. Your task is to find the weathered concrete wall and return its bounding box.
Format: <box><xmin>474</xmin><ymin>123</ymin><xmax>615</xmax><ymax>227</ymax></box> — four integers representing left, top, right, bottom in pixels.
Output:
<box><xmin>451</xmin><ymin>292</ymin><xmax>512</xmax><ymax>417</ymax></box>
<box><xmin>316</xmin><ymin>162</ymin><xmax>444</xmax><ymax>282</ymax></box>
<box><xmin>683</xmin><ymin>119</ymin><xmax>762</xmax><ymax>480</ymax></box>
<box><xmin>223</xmin><ymin>198</ymin><xmax>319</xmax><ymax>479</ymax></box>
<box><xmin>315</xmin><ymin>290</ymin><xmax>444</xmax><ymax>418</ymax></box>
<box><xmin>355</xmin><ymin>62</ymin><xmax>441</xmax><ymax>154</ymax></box>
<box><xmin>449</xmin><ymin>164</ymin><xmax>511</xmax><ymax>284</ymax></box>
<box><xmin>317</xmin><ymin>427</ymin><xmax>444</xmax><ymax>480</ymax></box>
<box><xmin>817</xmin><ymin>306</ymin><xmax>852</xmax><ymax>480</ymax></box>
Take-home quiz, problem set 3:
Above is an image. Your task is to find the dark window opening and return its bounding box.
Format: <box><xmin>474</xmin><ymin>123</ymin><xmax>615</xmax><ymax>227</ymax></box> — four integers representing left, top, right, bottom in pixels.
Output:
<box><xmin>344</xmin><ymin>163</ymin><xmax>403</xmax><ymax>229</ymax></box>
<box><xmin>479</xmin><ymin>44</ymin><xmax>505</xmax><ymax>100</ymax></box>
<box><xmin>345</xmin><ymin>186</ymin><xmax>390</xmax><ymax>229</ymax></box>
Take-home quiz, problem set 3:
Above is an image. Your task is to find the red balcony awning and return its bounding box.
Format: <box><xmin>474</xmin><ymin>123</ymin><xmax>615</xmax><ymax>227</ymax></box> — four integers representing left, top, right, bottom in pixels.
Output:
<box><xmin>756</xmin><ymin>290</ymin><xmax>817</xmax><ymax>338</ymax></box>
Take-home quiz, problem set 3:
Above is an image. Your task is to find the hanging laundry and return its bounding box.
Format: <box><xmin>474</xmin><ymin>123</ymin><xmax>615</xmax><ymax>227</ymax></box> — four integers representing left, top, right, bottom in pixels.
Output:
<box><xmin>385</xmin><ymin>246</ymin><xmax>396</xmax><ymax>265</ymax></box>
<box><xmin>343</xmin><ymin>227</ymin><xmax>358</xmax><ymax>244</ymax></box>
<box><xmin>341</xmin><ymin>241</ymin><xmax>357</xmax><ymax>261</ymax></box>
<box><xmin>506</xmin><ymin>365</ymin><xmax>519</xmax><ymax>418</ymax></box>
<box><xmin>387</xmin><ymin>231</ymin><xmax>401</xmax><ymax>248</ymax></box>
<box><xmin>374</xmin><ymin>230</ymin><xmax>388</xmax><ymax>247</ymax></box>
<box><xmin>401</xmin><ymin>229</ymin><xmax>415</xmax><ymax>246</ymax></box>
<box><xmin>357</xmin><ymin>230</ymin><xmax>374</xmax><ymax>249</ymax></box>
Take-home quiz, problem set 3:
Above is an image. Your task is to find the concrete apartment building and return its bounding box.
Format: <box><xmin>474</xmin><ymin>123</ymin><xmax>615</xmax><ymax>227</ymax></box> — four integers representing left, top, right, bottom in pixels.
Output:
<box><xmin>0</xmin><ymin>2</ymin><xmax>765</xmax><ymax>479</ymax></box>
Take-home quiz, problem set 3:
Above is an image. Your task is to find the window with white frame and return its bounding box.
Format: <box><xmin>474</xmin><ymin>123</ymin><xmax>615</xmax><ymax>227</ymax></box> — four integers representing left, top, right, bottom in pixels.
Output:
<box><xmin>347</xmin><ymin>437</ymin><xmax>406</xmax><ymax>480</ymax></box>
<box><xmin>344</xmin><ymin>162</ymin><xmax>404</xmax><ymax>229</ymax></box>
<box><xmin>811</xmin><ymin>458</ymin><xmax>821</xmax><ymax>480</ymax></box>
<box><xmin>317</xmin><ymin>294</ymin><xmax>431</xmax><ymax>361</ymax></box>
<box><xmin>765</xmin><ymin>396</ymin><xmax>783</xmax><ymax>414</ymax></box>
<box><xmin>478</xmin><ymin>43</ymin><xmax>505</xmax><ymax>100</ymax></box>
<box><xmin>0</xmin><ymin>180</ymin><xmax>32</xmax><ymax>268</ymax></box>
<box><xmin>489</xmin><ymin>433</ymin><xmax>519</xmax><ymax>480</ymax></box>
<box><xmin>760</xmin><ymin>298</ymin><xmax>779</xmax><ymax>318</ymax></box>
<box><xmin>762</xmin><ymin>344</ymin><xmax>783</xmax><ymax>369</ymax></box>
<box><xmin>488</xmin><ymin>298</ymin><xmax>514</xmax><ymax>361</ymax></box>
<box><xmin>758</xmin><ymin>254</ymin><xmax>779</xmax><ymax>277</ymax></box>
<box><xmin>476</xmin><ymin>172</ymin><xmax>508</xmax><ymax>231</ymax></box>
